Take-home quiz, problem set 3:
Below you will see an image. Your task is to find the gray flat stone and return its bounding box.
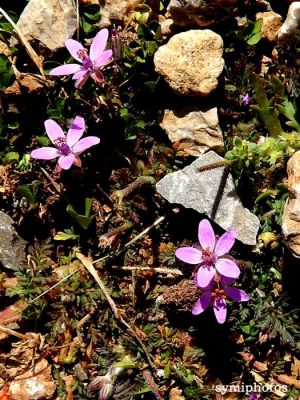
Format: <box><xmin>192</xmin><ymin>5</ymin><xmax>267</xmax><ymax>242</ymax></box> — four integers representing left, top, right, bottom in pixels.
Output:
<box><xmin>156</xmin><ymin>151</ymin><xmax>259</xmax><ymax>245</ymax></box>
<box><xmin>0</xmin><ymin>211</ymin><xmax>26</xmax><ymax>270</ymax></box>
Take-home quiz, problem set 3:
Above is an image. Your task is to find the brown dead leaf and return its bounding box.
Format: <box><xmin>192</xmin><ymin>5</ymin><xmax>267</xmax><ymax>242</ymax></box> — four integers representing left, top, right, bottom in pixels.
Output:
<box><xmin>63</xmin><ymin>375</ymin><xmax>74</xmax><ymax>400</ymax></box>
<box><xmin>0</xmin><ymin>301</ymin><xmax>26</xmax><ymax>325</ymax></box>
<box><xmin>169</xmin><ymin>387</ymin><xmax>185</xmax><ymax>400</ymax></box>
<box><xmin>2</xmin><ymin>278</ymin><xmax>18</xmax><ymax>289</ymax></box>
<box><xmin>132</xmin><ymin>325</ymin><xmax>147</xmax><ymax>340</ymax></box>
<box><xmin>276</xmin><ymin>374</ymin><xmax>300</xmax><ymax>389</ymax></box>
<box><xmin>58</xmin><ymin>325</ymin><xmax>73</xmax><ymax>363</ymax></box>
<box><xmin>292</xmin><ymin>357</ymin><xmax>300</xmax><ymax>378</ymax></box>
<box><xmin>9</xmin><ymin>359</ymin><xmax>56</xmax><ymax>400</ymax></box>
<box><xmin>5</xmin><ymin>73</ymin><xmax>51</xmax><ymax>96</ymax></box>
<box><xmin>0</xmin><ymin>41</ymin><xmax>10</xmax><ymax>56</ymax></box>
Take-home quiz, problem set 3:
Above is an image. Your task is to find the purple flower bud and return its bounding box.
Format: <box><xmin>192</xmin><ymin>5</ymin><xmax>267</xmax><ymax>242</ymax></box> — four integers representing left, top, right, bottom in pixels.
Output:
<box><xmin>111</xmin><ymin>27</ymin><xmax>123</xmax><ymax>60</ymax></box>
<box><xmin>241</xmin><ymin>93</ymin><xmax>250</xmax><ymax>106</ymax></box>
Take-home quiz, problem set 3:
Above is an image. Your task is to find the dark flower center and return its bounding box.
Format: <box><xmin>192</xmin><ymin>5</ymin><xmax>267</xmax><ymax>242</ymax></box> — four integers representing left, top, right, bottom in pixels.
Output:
<box><xmin>202</xmin><ymin>248</ymin><xmax>216</xmax><ymax>264</ymax></box>
<box><xmin>211</xmin><ymin>288</ymin><xmax>226</xmax><ymax>299</ymax></box>
<box><xmin>59</xmin><ymin>143</ymin><xmax>71</xmax><ymax>156</ymax></box>
<box><xmin>77</xmin><ymin>49</ymin><xmax>93</xmax><ymax>70</ymax></box>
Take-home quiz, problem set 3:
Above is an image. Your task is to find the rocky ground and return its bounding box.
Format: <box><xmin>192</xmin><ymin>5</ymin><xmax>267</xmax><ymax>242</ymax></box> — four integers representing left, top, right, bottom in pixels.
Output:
<box><xmin>0</xmin><ymin>0</ymin><xmax>300</xmax><ymax>399</ymax></box>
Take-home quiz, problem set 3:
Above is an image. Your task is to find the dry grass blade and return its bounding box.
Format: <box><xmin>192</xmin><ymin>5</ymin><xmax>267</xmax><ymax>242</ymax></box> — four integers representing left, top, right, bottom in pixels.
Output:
<box><xmin>0</xmin><ymin>325</ymin><xmax>28</xmax><ymax>340</ymax></box>
<box><xmin>40</xmin><ymin>167</ymin><xmax>61</xmax><ymax>193</ymax></box>
<box><xmin>112</xmin><ymin>265</ymin><xmax>183</xmax><ymax>275</ymax></box>
<box><xmin>0</xmin><ymin>7</ymin><xmax>45</xmax><ymax>78</ymax></box>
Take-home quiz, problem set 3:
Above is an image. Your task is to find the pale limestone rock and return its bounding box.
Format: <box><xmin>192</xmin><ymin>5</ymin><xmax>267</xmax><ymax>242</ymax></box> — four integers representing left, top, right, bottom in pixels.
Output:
<box><xmin>154</xmin><ymin>30</ymin><xmax>224</xmax><ymax>97</ymax></box>
<box><xmin>156</xmin><ymin>151</ymin><xmax>260</xmax><ymax>245</ymax></box>
<box><xmin>282</xmin><ymin>151</ymin><xmax>300</xmax><ymax>257</ymax></box>
<box><xmin>15</xmin><ymin>0</ymin><xmax>77</xmax><ymax>51</ymax></box>
<box><xmin>99</xmin><ymin>0</ymin><xmax>140</xmax><ymax>27</ymax></box>
<box><xmin>9</xmin><ymin>359</ymin><xmax>56</xmax><ymax>400</ymax></box>
<box><xmin>160</xmin><ymin>106</ymin><xmax>223</xmax><ymax>156</ymax></box>
<box><xmin>80</xmin><ymin>0</ymin><xmax>98</xmax><ymax>4</ymax></box>
<box><xmin>167</xmin><ymin>0</ymin><xmax>240</xmax><ymax>27</ymax></box>
<box><xmin>277</xmin><ymin>2</ymin><xmax>300</xmax><ymax>40</ymax></box>
<box><xmin>256</xmin><ymin>11</ymin><xmax>282</xmax><ymax>42</ymax></box>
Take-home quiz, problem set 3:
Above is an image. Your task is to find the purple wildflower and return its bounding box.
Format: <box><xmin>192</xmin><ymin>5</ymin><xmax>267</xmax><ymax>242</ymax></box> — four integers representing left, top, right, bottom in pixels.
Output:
<box><xmin>241</xmin><ymin>93</ymin><xmax>250</xmax><ymax>106</ymax></box>
<box><xmin>50</xmin><ymin>29</ymin><xmax>112</xmax><ymax>88</ymax></box>
<box><xmin>30</xmin><ymin>116</ymin><xmax>100</xmax><ymax>171</ymax></box>
<box><xmin>192</xmin><ymin>276</ymin><xmax>250</xmax><ymax>324</ymax></box>
<box><xmin>175</xmin><ymin>219</ymin><xmax>240</xmax><ymax>288</ymax></box>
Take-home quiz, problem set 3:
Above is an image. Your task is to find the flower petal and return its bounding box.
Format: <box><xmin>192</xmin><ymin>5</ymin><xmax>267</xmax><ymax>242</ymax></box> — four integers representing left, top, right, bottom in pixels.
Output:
<box><xmin>219</xmin><ymin>275</ymin><xmax>236</xmax><ymax>287</ymax></box>
<box><xmin>94</xmin><ymin>49</ymin><xmax>113</xmax><ymax>67</ymax></box>
<box><xmin>198</xmin><ymin>219</ymin><xmax>215</xmax><ymax>251</ymax></box>
<box><xmin>65</xmin><ymin>39</ymin><xmax>84</xmax><ymax>62</ymax></box>
<box><xmin>224</xmin><ymin>287</ymin><xmax>250</xmax><ymax>302</ymax></box>
<box><xmin>58</xmin><ymin>154</ymin><xmax>75</xmax><ymax>170</ymax></box>
<box><xmin>67</xmin><ymin>116</ymin><xmax>85</xmax><ymax>147</ymax></box>
<box><xmin>31</xmin><ymin>147</ymin><xmax>59</xmax><ymax>160</ymax></box>
<box><xmin>72</xmin><ymin>69</ymin><xmax>87</xmax><ymax>80</ymax></box>
<box><xmin>197</xmin><ymin>265</ymin><xmax>215</xmax><ymax>288</ymax></box>
<box><xmin>72</xmin><ymin>136</ymin><xmax>100</xmax><ymax>154</ymax></box>
<box><xmin>44</xmin><ymin>119</ymin><xmax>64</xmax><ymax>144</ymax></box>
<box><xmin>90</xmin><ymin>28</ymin><xmax>109</xmax><ymax>62</ymax></box>
<box><xmin>213</xmin><ymin>297</ymin><xmax>227</xmax><ymax>324</ymax></box>
<box><xmin>175</xmin><ymin>247</ymin><xmax>202</xmax><ymax>264</ymax></box>
<box><xmin>216</xmin><ymin>258</ymin><xmax>240</xmax><ymax>279</ymax></box>
<box><xmin>214</xmin><ymin>228</ymin><xmax>236</xmax><ymax>257</ymax></box>
<box><xmin>192</xmin><ymin>292</ymin><xmax>212</xmax><ymax>315</ymax></box>
<box><xmin>50</xmin><ymin>63</ymin><xmax>82</xmax><ymax>76</ymax></box>
<box><xmin>90</xmin><ymin>70</ymin><xmax>105</xmax><ymax>85</ymax></box>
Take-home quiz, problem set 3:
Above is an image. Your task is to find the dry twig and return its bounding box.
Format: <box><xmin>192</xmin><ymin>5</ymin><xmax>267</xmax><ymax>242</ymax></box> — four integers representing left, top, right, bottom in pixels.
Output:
<box><xmin>0</xmin><ymin>7</ymin><xmax>45</xmax><ymax>78</ymax></box>
<box><xmin>76</xmin><ymin>252</ymin><xmax>156</xmax><ymax>372</ymax></box>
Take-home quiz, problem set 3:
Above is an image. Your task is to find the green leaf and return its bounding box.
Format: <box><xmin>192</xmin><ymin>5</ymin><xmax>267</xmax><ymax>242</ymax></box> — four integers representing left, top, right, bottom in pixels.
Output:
<box><xmin>67</xmin><ymin>199</ymin><xmax>95</xmax><ymax>230</ymax></box>
<box><xmin>115</xmin><ymin>356</ymin><xmax>137</xmax><ymax>369</ymax></box>
<box><xmin>54</xmin><ymin>229</ymin><xmax>80</xmax><ymax>241</ymax></box>
<box><xmin>82</xmin><ymin>4</ymin><xmax>100</xmax><ymax>21</ymax></box>
<box><xmin>0</xmin><ymin>54</ymin><xmax>14</xmax><ymax>89</ymax></box>
<box><xmin>36</xmin><ymin>136</ymin><xmax>50</xmax><ymax>146</ymax></box>
<box><xmin>18</xmin><ymin>181</ymin><xmax>41</xmax><ymax>208</ymax></box>
<box><xmin>241</xmin><ymin>324</ymin><xmax>251</xmax><ymax>334</ymax></box>
<box><xmin>245</xmin><ymin>19</ymin><xmax>262</xmax><ymax>45</ymax></box>
<box><xmin>2</xmin><ymin>151</ymin><xmax>19</xmax><ymax>164</ymax></box>
<box><xmin>247</xmin><ymin>33</ymin><xmax>261</xmax><ymax>45</ymax></box>
<box><xmin>135</xmin><ymin>119</ymin><xmax>145</xmax><ymax>129</ymax></box>
<box><xmin>47</xmin><ymin>98</ymin><xmax>65</xmax><ymax>119</ymax></box>
<box><xmin>251</xmin><ymin>74</ymin><xmax>282</xmax><ymax>138</ymax></box>
<box><xmin>84</xmin><ymin>197</ymin><xmax>92</xmax><ymax>217</ymax></box>
<box><xmin>164</xmin><ymin>364</ymin><xmax>171</xmax><ymax>379</ymax></box>
<box><xmin>224</xmin><ymin>151</ymin><xmax>234</xmax><ymax>160</ymax></box>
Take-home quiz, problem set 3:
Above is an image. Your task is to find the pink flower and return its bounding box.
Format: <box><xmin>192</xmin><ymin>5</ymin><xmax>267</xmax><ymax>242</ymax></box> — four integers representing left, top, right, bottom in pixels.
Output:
<box><xmin>50</xmin><ymin>29</ymin><xmax>112</xmax><ymax>88</ymax></box>
<box><xmin>192</xmin><ymin>276</ymin><xmax>250</xmax><ymax>324</ymax></box>
<box><xmin>30</xmin><ymin>116</ymin><xmax>100</xmax><ymax>170</ymax></box>
<box><xmin>175</xmin><ymin>219</ymin><xmax>240</xmax><ymax>288</ymax></box>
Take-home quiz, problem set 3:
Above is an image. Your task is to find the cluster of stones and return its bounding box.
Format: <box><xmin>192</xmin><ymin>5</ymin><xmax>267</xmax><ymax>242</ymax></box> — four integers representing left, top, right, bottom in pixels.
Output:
<box><xmin>12</xmin><ymin>0</ymin><xmax>300</xmax><ymax>250</ymax></box>
<box><xmin>4</xmin><ymin>1</ymin><xmax>300</xmax><ymax>266</ymax></box>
